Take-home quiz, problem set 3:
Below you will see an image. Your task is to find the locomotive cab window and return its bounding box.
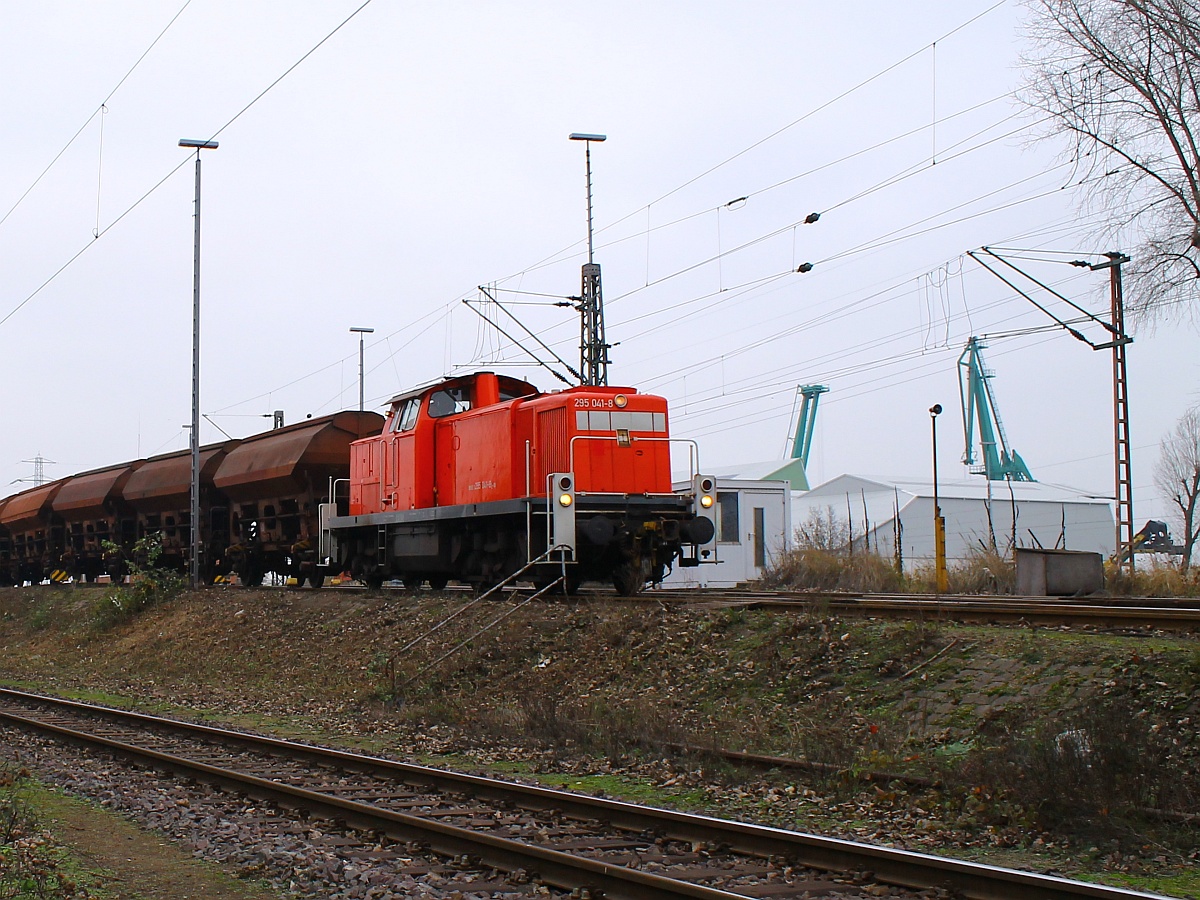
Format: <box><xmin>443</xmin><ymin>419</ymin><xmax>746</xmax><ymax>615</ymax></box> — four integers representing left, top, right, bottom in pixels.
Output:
<box><xmin>428</xmin><ymin>386</ymin><xmax>471</xmax><ymax>418</ymax></box>
<box><xmin>391</xmin><ymin>397</ymin><xmax>420</xmax><ymax>432</ymax></box>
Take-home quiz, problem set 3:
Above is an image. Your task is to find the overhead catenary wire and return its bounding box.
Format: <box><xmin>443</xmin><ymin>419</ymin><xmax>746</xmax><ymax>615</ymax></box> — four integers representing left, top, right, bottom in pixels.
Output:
<box><xmin>481</xmin><ymin>114</ymin><xmax>1083</xmax><ymax>370</ymax></box>
<box><xmin>0</xmin><ymin>156</ymin><xmax>193</xmax><ymax>328</ymax></box>
<box><xmin>498</xmin><ymin>93</ymin><xmax>1034</xmax><ymax>287</ymax></box>
<box><xmin>643</xmin><ymin>0</ymin><xmax>1008</xmax><ymax>210</ymax></box>
<box><xmin>648</xmin><ymin>207</ymin><xmax>1123</xmax><ymax>405</ymax></box>
<box><xmin>0</xmin><ymin>0</ymin><xmax>383</xmax><ymax>330</ymax></box>
<box><xmin>487</xmin><ymin>1</ymin><xmax>1011</xmax><ymax>286</ymax></box>
<box><xmin>657</xmin><ymin>264</ymin><xmax>1099</xmax><ymax>421</ymax></box>
<box><xmin>0</xmin><ymin>0</ymin><xmax>194</xmax><ymax>233</ymax></box>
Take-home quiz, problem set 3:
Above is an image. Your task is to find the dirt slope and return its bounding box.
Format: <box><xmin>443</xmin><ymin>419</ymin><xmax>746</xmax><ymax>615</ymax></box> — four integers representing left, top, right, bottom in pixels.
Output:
<box><xmin>1</xmin><ymin>585</ymin><xmax>1198</xmax><ymax>895</ymax></box>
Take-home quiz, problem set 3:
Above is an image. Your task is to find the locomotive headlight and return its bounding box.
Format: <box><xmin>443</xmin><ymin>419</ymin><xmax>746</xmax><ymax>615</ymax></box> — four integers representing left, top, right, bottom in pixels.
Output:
<box><xmin>700</xmin><ymin>494</ymin><xmax>714</xmax><ymax>509</ymax></box>
<box><xmin>558</xmin><ymin>493</ymin><xmax>574</xmax><ymax>507</ymax></box>
<box><xmin>614</xmin><ymin>394</ymin><xmax>628</xmax><ymax>408</ymax></box>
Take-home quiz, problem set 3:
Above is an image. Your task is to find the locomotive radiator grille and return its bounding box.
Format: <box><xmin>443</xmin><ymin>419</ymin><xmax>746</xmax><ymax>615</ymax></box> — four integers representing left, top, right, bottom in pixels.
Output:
<box><xmin>537</xmin><ymin>407</ymin><xmax>569</xmax><ymax>483</ymax></box>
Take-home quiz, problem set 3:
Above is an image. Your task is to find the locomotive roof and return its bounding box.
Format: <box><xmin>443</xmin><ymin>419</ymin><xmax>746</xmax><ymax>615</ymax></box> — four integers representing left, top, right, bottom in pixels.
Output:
<box><xmin>384</xmin><ymin>371</ymin><xmax>540</xmax><ymax>406</ymax></box>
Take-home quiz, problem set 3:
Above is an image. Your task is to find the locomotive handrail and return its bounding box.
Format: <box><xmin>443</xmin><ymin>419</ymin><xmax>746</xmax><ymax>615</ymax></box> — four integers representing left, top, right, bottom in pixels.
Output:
<box><xmin>568</xmin><ymin>435</ymin><xmax>702</xmax><ymax>489</ymax></box>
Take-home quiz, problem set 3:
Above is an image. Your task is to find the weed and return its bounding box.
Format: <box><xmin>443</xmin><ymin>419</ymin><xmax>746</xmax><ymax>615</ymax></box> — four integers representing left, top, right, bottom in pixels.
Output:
<box><xmin>762</xmin><ymin>547</ymin><xmax>904</xmax><ymax>592</ymax></box>
<box><xmin>1105</xmin><ymin>558</ymin><xmax>1200</xmax><ymax>598</ymax></box>
<box><xmin>958</xmin><ymin>698</ymin><xmax>1198</xmax><ymax>833</ymax></box>
<box><xmin>90</xmin><ymin>535</ymin><xmax>186</xmax><ymax>630</ymax></box>
<box><xmin>948</xmin><ymin>546</ymin><xmax>1015</xmax><ymax>594</ymax></box>
<box><xmin>26</xmin><ymin>600</ymin><xmax>55</xmax><ymax>633</ymax></box>
<box><xmin>0</xmin><ymin>764</ymin><xmax>87</xmax><ymax>899</ymax></box>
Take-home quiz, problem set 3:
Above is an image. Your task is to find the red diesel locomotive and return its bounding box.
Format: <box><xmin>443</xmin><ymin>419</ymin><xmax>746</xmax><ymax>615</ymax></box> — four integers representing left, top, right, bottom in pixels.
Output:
<box><xmin>322</xmin><ymin>370</ymin><xmax>716</xmax><ymax>594</ymax></box>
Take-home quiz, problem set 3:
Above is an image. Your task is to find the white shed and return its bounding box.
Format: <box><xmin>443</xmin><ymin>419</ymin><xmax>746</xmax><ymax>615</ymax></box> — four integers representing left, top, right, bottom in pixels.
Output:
<box><xmin>792</xmin><ymin>475</ymin><xmax>1114</xmax><ymax>568</ymax></box>
<box><xmin>661</xmin><ymin>478</ymin><xmax>792</xmax><ymax>588</ymax></box>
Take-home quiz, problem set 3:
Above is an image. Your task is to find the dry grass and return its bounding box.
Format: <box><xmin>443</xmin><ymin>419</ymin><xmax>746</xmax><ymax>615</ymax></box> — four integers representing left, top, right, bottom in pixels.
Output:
<box><xmin>764</xmin><ymin>545</ymin><xmax>1016</xmax><ymax>594</ymax></box>
<box><xmin>760</xmin><ymin>547</ymin><xmax>904</xmax><ymax>592</ymax></box>
<box><xmin>1105</xmin><ymin>558</ymin><xmax>1200</xmax><ymax>597</ymax></box>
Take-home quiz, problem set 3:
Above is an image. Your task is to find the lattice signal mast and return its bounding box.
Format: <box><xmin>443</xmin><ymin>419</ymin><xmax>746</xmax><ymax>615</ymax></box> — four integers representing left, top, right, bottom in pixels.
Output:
<box><xmin>569</xmin><ymin>133</ymin><xmax>609</xmax><ymax>386</ymax></box>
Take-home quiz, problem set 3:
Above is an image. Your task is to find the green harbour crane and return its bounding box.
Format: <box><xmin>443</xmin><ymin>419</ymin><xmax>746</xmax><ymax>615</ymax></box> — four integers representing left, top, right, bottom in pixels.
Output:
<box><xmin>765</xmin><ymin>384</ymin><xmax>829</xmax><ymax>492</ymax></box>
<box><xmin>791</xmin><ymin>384</ymin><xmax>829</xmax><ymax>468</ymax></box>
<box><xmin>957</xmin><ymin>337</ymin><xmax>1035</xmax><ymax>482</ymax></box>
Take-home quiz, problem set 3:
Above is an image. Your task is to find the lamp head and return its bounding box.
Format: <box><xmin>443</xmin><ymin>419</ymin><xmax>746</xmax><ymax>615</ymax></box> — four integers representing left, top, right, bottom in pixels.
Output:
<box><xmin>569</xmin><ymin>133</ymin><xmax>606</xmax><ymax>142</ymax></box>
<box><xmin>179</xmin><ymin>139</ymin><xmax>219</xmax><ymax>149</ymax></box>
<box><xmin>929</xmin><ymin>404</ymin><xmax>942</xmax><ymax>417</ymax></box>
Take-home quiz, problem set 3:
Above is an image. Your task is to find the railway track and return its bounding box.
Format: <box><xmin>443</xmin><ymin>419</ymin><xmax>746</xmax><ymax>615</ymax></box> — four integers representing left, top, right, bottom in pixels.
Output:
<box><xmin>0</xmin><ymin>688</ymin><xmax>1166</xmax><ymax>900</ymax></box>
<box><xmin>647</xmin><ymin>588</ymin><xmax>1200</xmax><ymax>630</ymax></box>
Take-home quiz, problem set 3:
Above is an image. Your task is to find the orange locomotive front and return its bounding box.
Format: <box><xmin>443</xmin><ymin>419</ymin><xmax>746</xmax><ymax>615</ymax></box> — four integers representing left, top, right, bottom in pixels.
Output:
<box><xmin>329</xmin><ymin>371</ymin><xmax>714</xmax><ymax>594</ymax></box>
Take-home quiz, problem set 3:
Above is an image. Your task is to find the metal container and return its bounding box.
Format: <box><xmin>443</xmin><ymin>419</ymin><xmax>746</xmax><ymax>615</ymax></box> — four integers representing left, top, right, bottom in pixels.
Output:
<box><xmin>1015</xmin><ymin>547</ymin><xmax>1104</xmax><ymax>596</ymax></box>
<box><xmin>214</xmin><ymin>410</ymin><xmax>383</xmax><ymax>585</ymax></box>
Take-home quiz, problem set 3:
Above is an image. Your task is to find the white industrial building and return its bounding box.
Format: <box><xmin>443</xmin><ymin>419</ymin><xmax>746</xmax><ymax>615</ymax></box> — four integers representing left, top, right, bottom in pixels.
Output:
<box><xmin>661</xmin><ymin>477</ymin><xmax>792</xmax><ymax>588</ymax></box>
<box><xmin>792</xmin><ymin>474</ymin><xmax>1115</xmax><ymax>568</ymax></box>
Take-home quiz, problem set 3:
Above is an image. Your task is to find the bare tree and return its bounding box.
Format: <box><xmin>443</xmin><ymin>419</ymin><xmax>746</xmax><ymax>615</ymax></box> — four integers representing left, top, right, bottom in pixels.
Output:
<box><xmin>1023</xmin><ymin>0</ymin><xmax>1200</xmax><ymax>319</ymax></box>
<box><xmin>794</xmin><ymin>505</ymin><xmax>850</xmax><ymax>551</ymax></box>
<box><xmin>1155</xmin><ymin>406</ymin><xmax>1200</xmax><ymax>566</ymax></box>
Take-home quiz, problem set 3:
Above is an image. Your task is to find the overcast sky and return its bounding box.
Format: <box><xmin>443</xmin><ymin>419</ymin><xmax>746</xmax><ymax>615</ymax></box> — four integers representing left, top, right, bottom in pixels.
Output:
<box><xmin>2</xmin><ymin>1</ymin><xmax>1196</xmax><ymax>524</ymax></box>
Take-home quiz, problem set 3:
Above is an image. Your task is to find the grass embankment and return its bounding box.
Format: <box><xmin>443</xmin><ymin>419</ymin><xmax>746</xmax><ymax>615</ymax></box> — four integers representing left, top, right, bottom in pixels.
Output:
<box><xmin>0</xmin><ymin>763</ymin><xmax>276</xmax><ymax>900</ymax></box>
<box><xmin>1</xmin><ymin>585</ymin><xmax>1198</xmax><ymax>895</ymax></box>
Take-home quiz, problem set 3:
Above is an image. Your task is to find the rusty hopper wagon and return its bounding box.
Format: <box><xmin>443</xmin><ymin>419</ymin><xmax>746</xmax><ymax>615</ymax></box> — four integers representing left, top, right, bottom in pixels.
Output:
<box><xmin>0</xmin><ymin>410</ymin><xmax>382</xmax><ymax>585</ymax></box>
<box><xmin>121</xmin><ymin>444</ymin><xmax>236</xmax><ymax>582</ymax></box>
<box><xmin>51</xmin><ymin>461</ymin><xmax>143</xmax><ymax>582</ymax></box>
<box><xmin>0</xmin><ymin>480</ymin><xmax>66</xmax><ymax>585</ymax></box>
<box><xmin>210</xmin><ymin>410</ymin><xmax>383</xmax><ymax>586</ymax></box>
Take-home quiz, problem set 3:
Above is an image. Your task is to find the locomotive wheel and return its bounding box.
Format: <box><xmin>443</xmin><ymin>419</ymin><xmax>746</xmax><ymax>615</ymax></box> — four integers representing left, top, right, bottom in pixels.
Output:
<box><xmin>427</xmin><ymin>574</ymin><xmax>449</xmax><ymax>591</ymax></box>
<box><xmin>308</xmin><ymin>571</ymin><xmax>325</xmax><ymax>590</ymax></box>
<box><xmin>612</xmin><ymin>558</ymin><xmax>648</xmax><ymax>597</ymax></box>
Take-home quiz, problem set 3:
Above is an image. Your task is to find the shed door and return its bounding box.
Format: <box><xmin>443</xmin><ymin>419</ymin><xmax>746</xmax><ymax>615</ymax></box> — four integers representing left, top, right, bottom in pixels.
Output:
<box><xmin>744</xmin><ymin>489</ymin><xmax>787</xmax><ymax>573</ymax></box>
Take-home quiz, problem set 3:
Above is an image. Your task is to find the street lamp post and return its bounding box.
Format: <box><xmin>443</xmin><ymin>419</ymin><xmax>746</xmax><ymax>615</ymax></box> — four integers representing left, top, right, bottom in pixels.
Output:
<box><xmin>350</xmin><ymin>327</ymin><xmax>374</xmax><ymax>412</ymax></box>
<box><xmin>929</xmin><ymin>404</ymin><xmax>948</xmax><ymax>593</ymax></box>
<box><xmin>179</xmin><ymin>138</ymin><xmax>218</xmax><ymax>589</ymax></box>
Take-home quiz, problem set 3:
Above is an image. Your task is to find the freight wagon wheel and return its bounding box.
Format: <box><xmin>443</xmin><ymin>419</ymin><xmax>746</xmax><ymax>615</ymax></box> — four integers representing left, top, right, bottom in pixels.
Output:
<box><xmin>427</xmin><ymin>575</ymin><xmax>449</xmax><ymax>592</ymax></box>
<box><xmin>238</xmin><ymin>561</ymin><xmax>264</xmax><ymax>587</ymax></box>
<box><xmin>308</xmin><ymin>571</ymin><xmax>325</xmax><ymax>590</ymax></box>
